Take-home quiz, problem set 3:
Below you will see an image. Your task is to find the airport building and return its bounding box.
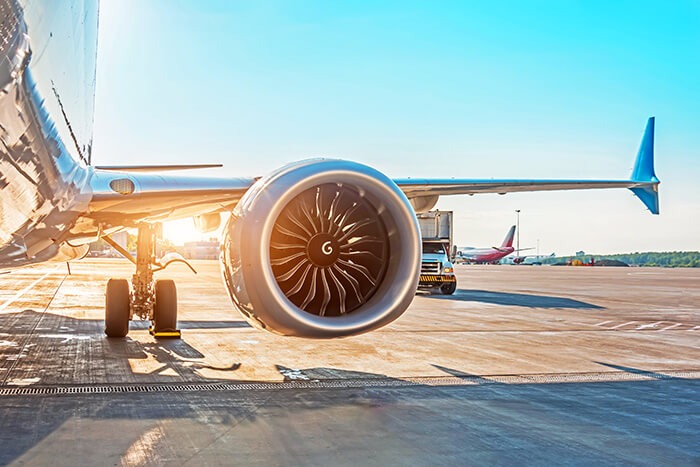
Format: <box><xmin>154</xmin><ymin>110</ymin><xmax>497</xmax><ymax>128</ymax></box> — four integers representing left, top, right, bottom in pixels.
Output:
<box><xmin>183</xmin><ymin>240</ymin><xmax>220</xmax><ymax>260</ymax></box>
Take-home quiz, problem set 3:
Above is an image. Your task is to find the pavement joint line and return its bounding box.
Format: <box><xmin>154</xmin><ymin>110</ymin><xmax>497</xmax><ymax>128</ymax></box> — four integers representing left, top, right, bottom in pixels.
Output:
<box><xmin>378</xmin><ymin>328</ymin><xmax>695</xmax><ymax>333</ymax></box>
<box><xmin>3</xmin><ymin>328</ymin><xmax>697</xmax><ymax>338</ymax></box>
<box><xmin>1</xmin><ymin>370</ymin><xmax>698</xmax><ymax>396</ymax></box>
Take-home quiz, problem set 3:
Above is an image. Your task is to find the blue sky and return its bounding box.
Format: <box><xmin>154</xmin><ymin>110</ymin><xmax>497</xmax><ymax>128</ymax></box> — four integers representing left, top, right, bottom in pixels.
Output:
<box><xmin>93</xmin><ymin>1</ymin><xmax>699</xmax><ymax>254</ymax></box>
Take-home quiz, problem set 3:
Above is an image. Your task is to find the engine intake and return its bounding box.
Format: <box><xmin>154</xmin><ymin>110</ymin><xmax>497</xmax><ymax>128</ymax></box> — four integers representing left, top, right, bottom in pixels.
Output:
<box><xmin>221</xmin><ymin>159</ymin><xmax>420</xmax><ymax>338</ymax></box>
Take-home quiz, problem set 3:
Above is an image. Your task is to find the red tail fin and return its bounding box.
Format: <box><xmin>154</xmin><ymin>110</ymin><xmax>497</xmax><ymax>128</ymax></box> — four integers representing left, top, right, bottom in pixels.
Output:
<box><xmin>501</xmin><ymin>225</ymin><xmax>516</xmax><ymax>248</ymax></box>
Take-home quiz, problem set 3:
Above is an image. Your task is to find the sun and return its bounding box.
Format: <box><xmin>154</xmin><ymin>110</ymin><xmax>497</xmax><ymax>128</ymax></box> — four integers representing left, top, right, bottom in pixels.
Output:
<box><xmin>162</xmin><ymin>219</ymin><xmax>210</xmax><ymax>246</ymax></box>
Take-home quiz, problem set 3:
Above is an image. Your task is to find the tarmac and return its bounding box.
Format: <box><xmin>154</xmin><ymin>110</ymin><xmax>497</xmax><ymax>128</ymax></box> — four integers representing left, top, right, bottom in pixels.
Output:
<box><xmin>0</xmin><ymin>259</ymin><xmax>698</xmax><ymax>465</ymax></box>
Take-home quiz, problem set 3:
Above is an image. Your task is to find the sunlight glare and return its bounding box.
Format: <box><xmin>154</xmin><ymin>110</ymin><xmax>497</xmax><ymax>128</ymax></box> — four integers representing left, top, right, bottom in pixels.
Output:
<box><xmin>162</xmin><ymin>219</ymin><xmax>207</xmax><ymax>246</ymax></box>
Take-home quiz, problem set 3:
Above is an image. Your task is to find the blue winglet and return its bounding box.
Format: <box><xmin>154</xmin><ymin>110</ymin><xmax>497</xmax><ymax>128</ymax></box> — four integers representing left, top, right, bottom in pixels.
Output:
<box><xmin>629</xmin><ymin>117</ymin><xmax>660</xmax><ymax>214</ymax></box>
<box><xmin>630</xmin><ymin>185</ymin><xmax>659</xmax><ymax>215</ymax></box>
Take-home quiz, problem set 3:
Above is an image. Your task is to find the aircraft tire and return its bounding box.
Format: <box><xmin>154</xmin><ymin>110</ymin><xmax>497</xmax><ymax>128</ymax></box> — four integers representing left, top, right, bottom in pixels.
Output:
<box><xmin>440</xmin><ymin>282</ymin><xmax>457</xmax><ymax>295</ymax></box>
<box><xmin>153</xmin><ymin>279</ymin><xmax>178</xmax><ymax>333</ymax></box>
<box><xmin>105</xmin><ymin>279</ymin><xmax>130</xmax><ymax>337</ymax></box>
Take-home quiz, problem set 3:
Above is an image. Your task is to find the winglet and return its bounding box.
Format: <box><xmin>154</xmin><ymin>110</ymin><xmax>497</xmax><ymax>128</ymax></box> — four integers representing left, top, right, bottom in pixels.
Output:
<box><xmin>629</xmin><ymin>117</ymin><xmax>660</xmax><ymax>214</ymax></box>
<box><xmin>631</xmin><ymin>117</ymin><xmax>656</xmax><ymax>182</ymax></box>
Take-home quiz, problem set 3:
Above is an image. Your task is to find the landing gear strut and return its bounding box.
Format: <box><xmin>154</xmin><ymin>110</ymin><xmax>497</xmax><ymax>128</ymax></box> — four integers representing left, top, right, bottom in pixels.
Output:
<box><xmin>102</xmin><ymin>223</ymin><xmax>195</xmax><ymax>338</ymax></box>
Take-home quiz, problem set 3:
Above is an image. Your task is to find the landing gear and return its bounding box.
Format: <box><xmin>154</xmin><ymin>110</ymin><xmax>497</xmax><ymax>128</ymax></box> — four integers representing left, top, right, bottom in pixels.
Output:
<box><xmin>152</xmin><ymin>279</ymin><xmax>179</xmax><ymax>337</ymax></box>
<box><xmin>105</xmin><ymin>279</ymin><xmax>130</xmax><ymax>337</ymax></box>
<box><xmin>440</xmin><ymin>281</ymin><xmax>457</xmax><ymax>295</ymax></box>
<box><xmin>102</xmin><ymin>223</ymin><xmax>194</xmax><ymax>339</ymax></box>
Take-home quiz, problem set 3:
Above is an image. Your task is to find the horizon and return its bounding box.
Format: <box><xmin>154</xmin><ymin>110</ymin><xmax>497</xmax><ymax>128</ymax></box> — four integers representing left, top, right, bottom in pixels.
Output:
<box><xmin>155</xmin><ymin>226</ymin><xmax>699</xmax><ymax>257</ymax></box>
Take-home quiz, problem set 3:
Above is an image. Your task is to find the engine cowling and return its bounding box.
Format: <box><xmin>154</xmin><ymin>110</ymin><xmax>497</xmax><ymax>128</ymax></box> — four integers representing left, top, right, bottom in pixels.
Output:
<box><xmin>220</xmin><ymin>159</ymin><xmax>421</xmax><ymax>338</ymax></box>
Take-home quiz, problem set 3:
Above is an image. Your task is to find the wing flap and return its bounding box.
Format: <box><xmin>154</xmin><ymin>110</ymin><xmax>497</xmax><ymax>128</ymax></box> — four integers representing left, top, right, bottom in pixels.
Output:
<box><xmin>94</xmin><ymin>164</ymin><xmax>223</xmax><ymax>172</ymax></box>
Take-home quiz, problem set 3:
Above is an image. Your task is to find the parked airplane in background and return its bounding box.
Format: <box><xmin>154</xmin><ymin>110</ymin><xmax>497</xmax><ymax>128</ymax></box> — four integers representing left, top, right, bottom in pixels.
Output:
<box><xmin>510</xmin><ymin>252</ymin><xmax>557</xmax><ymax>265</ymax></box>
<box><xmin>0</xmin><ymin>1</ymin><xmax>660</xmax><ymax>340</ymax></box>
<box><xmin>456</xmin><ymin>226</ymin><xmax>533</xmax><ymax>264</ymax></box>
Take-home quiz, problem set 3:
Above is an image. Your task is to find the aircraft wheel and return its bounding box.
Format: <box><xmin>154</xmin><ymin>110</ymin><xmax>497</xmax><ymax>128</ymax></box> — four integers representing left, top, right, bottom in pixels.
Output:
<box><xmin>153</xmin><ymin>279</ymin><xmax>178</xmax><ymax>333</ymax></box>
<box><xmin>105</xmin><ymin>279</ymin><xmax>130</xmax><ymax>337</ymax></box>
<box><xmin>440</xmin><ymin>282</ymin><xmax>457</xmax><ymax>295</ymax></box>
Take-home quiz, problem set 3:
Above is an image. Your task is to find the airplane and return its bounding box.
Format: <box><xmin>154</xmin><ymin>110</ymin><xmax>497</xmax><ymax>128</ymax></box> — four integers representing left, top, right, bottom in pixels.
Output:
<box><xmin>456</xmin><ymin>226</ymin><xmax>533</xmax><ymax>264</ymax></box>
<box><xmin>0</xmin><ymin>1</ymin><xmax>660</xmax><ymax>340</ymax></box>
<box><xmin>510</xmin><ymin>252</ymin><xmax>556</xmax><ymax>265</ymax></box>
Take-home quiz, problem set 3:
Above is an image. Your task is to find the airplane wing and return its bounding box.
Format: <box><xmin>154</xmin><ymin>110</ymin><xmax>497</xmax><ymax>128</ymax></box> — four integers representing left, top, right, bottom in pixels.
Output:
<box><xmin>85</xmin><ymin>117</ymin><xmax>659</xmax><ymax>230</ymax></box>
<box><xmin>396</xmin><ymin>117</ymin><xmax>659</xmax><ymax>214</ymax></box>
<box><xmin>396</xmin><ymin>178</ymin><xmax>652</xmax><ymax>199</ymax></box>
<box><xmin>491</xmin><ymin>247</ymin><xmax>534</xmax><ymax>253</ymax></box>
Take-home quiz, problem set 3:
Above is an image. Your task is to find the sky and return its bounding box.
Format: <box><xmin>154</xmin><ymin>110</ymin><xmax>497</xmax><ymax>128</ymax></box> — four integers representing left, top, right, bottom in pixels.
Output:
<box><xmin>93</xmin><ymin>0</ymin><xmax>700</xmax><ymax>255</ymax></box>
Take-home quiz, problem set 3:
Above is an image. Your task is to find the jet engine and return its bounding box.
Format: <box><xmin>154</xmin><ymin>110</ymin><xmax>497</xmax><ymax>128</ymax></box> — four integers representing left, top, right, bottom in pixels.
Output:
<box><xmin>221</xmin><ymin>159</ymin><xmax>421</xmax><ymax>338</ymax></box>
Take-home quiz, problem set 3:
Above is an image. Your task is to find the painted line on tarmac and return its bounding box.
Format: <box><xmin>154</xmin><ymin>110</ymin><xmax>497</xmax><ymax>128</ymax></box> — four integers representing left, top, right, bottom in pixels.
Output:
<box><xmin>0</xmin><ymin>266</ymin><xmax>61</xmax><ymax>313</ymax></box>
<box><xmin>1</xmin><ymin>268</ymin><xmax>68</xmax><ymax>386</ymax></box>
<box><xmin>610</xmin><ymin>321</ymin><xmax>636</xmax><ymax>329</ymax></box>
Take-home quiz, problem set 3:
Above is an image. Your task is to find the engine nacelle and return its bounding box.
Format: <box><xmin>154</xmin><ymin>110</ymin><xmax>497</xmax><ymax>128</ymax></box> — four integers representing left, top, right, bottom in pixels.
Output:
<box><xmin>221</xmin><ymin>159</ymin><xmax>421</xmax><ymax>338</ymax></box>
<box><xmin>409</xmin><ymin>195</ymin><xmax>439</xmax><ymax>213</ymax></box>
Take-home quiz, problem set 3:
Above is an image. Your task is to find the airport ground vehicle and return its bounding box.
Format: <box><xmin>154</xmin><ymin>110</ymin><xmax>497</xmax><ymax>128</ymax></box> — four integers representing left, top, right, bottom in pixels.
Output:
<box><xmin>418</xmin><ymin>211</ymin><xmax>457</xmax><ymax>295</ymax></box>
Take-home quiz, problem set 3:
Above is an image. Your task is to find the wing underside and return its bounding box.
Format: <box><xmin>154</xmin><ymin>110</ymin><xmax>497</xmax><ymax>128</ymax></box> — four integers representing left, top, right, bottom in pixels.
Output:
<box><xmin>82</xmin><ymin>171</ymin><xmax>255</xmax><ymax>230</ymax></box>
<box><xmin>396</xmin><ymin>179</ymin><xmax>651</xmax><ymax>196</ymax></box>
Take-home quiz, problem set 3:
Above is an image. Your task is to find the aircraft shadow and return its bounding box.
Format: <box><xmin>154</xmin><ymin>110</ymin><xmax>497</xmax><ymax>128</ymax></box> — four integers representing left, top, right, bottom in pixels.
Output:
<box><xmin>0</xmin><ymin>311</ymin><xmax>696</xmax><ymax>465</ymax></box>
<box><xmin>1</xmin><ymin>359</ymin><xmax>697</xmax><ymax>465</ymax></box>
<box><xmin>0</xmin><ymin>310</ymin><xmax>245</xmax><ymax>384</ymax></box>
<box><xmin>431</xmin><ymin>364</ymin><xmax>506</xmax><ymax>385</ymax></box>
<box><xmin>129</xmin><ymin>320</ymin><xmax>252</xmax><ymax>330</ymax></box>
<box><xmin>594</xmin><ymin>361</ymin><xmax>682</xmax><ymax>380</ymax></box>
<box><xmin>426</xmin><ymin>289</ymin><xmax>604</xmax><ymax>309</ymax></box>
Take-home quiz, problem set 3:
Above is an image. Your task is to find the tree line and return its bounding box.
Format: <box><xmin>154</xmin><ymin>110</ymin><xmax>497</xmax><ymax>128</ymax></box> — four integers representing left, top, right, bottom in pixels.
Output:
<box><xmin>542</xmin><ymin>251</ymin><xmax>700</xmax><ymax>268</ymax></box>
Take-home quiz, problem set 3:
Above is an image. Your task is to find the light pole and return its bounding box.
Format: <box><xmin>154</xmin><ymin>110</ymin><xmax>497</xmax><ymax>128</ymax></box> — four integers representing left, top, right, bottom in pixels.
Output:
<box><xmin>515</xmin><ymin>209</ymin><xmax>520</xmax><ymax>254</ymax></box>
